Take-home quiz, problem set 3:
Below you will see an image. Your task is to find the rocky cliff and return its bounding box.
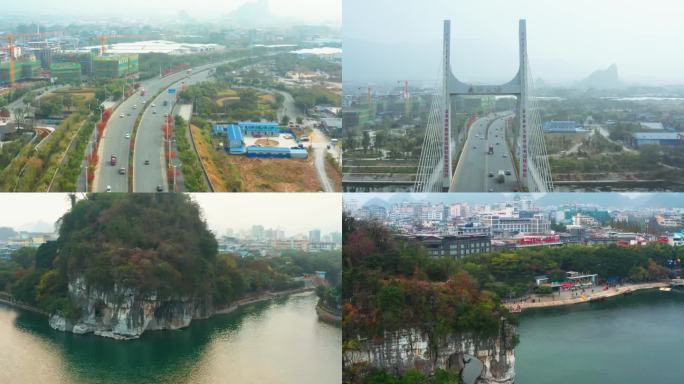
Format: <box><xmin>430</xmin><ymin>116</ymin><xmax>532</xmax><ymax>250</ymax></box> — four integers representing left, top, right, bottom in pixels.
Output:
<box><xmin>49</xmin><ymin>277</ymin><xmax>213</xmax><ymax>340</ymax></box>
<box><xmin>344</xmin><ymin>321</ymin><xmax>516</xmax><ymax>384</ymax></box>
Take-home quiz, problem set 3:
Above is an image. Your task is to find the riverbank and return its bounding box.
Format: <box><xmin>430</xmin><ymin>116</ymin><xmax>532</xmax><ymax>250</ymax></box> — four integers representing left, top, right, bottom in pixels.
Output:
<box><xmin>214</xmin><ymin>287</ymin><xmax>315</xmax><ymax>316</ymax></box>
<box><xmin>0</xmin><ymin>294</ymin><xmax>47</xmax><ymax>316</ymax></box>
<box><xmin>0</xmin><ymin>287</ymin><xmax>315</xmax><ymax>325</ymax></box>
<box><xmin>504</xmin><ymin>282</ymin><xmax>668</xmax><ymax>312</ymax></box>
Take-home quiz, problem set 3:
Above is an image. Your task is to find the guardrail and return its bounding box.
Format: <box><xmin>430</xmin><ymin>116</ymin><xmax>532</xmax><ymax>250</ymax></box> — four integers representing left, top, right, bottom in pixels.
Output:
<box><xmin>187</xmin><ymin>115</ymin><xmax>215</xmax><ymax>192</ymax></box>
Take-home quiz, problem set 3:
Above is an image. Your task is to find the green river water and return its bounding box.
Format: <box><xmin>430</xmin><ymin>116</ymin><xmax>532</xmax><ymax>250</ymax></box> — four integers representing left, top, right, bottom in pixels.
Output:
<box><xmin>516</xmin><ymin>289</ymin><xmax>684</xmax><ymax>383</ymax></box>
<box><xmin>0</xmin><ymin>291</ymin><xmax>341</xmax><ymax>384</ymax></box>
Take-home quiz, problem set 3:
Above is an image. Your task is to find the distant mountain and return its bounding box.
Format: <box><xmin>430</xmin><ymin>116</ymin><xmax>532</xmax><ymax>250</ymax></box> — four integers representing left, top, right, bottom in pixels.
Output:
<box><xmin>362</xmin><ymin>197</ymin><xmax>391</xmax><ymax>209</ymax></box>
<box><xmin>578</xmin><ymin>64</ymin><xmax>622</xmax><ymax>89</ymax></box>
<box><xmin>222</xmin><ymin>0</ymin><xmax>284</xmax><ymax>28</ymax></box>
<box><xmin>0</xmin><ymin>227</ymin><xmax>17</xmax><ymax>240</ymax></box>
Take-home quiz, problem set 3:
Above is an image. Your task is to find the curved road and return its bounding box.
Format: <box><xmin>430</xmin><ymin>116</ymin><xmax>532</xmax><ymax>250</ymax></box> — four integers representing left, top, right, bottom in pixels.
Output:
<box><xmin>450</xmin><ymin>113</ymin><xmax>518</xmax><ymax>192</ymax></box>
<box><xmin>94</xmin><ymin>59</ymin><xmax>255</xmax><ymax>192</ymax></box>
<box><xmin>133</xmin><ymin>69</ymin><xmax>214</xmax><ymax>192</ymax></box>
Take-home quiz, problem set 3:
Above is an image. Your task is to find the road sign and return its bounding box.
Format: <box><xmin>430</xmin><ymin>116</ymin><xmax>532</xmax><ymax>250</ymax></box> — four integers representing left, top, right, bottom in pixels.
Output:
<box><xmin>168</xmin><ymin>88</ymin><xmax>176</xmax><ymax>95</ymax></box>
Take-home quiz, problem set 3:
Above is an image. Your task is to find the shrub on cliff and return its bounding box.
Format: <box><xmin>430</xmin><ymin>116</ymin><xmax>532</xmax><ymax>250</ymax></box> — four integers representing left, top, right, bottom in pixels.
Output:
<box><xmin>55</xmin><ymin>194</ymin><xmax>218</xmax><ymax>298</ymax></box>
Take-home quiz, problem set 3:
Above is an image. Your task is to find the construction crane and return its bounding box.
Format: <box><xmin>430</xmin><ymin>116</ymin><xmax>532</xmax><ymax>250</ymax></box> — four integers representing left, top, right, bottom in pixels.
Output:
<box><xmin>7</xmin><ymin>34</ymin><xmax>15</xmax><ymax>88</ymax></box>
<box><xmin>1</xmin><ymin>31</ymin><xmax>61</xmax><ymax>87</ymax></box>
<box><xmin>99</xmin><ymin>35</ymin><xmax>107</xmax><ymax>56</ymax></box>
<box><xmin>397</xmin><ymin>80</ymin><xmax>411</xmax><ymax>117</ymax></box>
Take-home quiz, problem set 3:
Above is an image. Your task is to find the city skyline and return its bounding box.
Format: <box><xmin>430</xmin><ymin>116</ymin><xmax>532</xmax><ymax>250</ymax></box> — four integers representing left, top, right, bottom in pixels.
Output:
<box><xmin>345</xmin><ymin>193</ymin><xmax>684</xmax><ymax>210</ymax></box>
<box><xmin>0</xmin><ymin>193</ymin><xmax>341</xmax><ymax>235</ymax></box>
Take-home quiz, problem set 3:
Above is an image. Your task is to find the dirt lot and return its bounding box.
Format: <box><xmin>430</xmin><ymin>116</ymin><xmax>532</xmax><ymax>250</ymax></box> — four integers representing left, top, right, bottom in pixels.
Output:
<box><xmin>255</xmin><ymin>138</ymin><xmax>279</xmax><ymax>147</ymax></box>
<box><xmin>192</xmin><ymin>124</ymin><xmax>321</xmax><ymax>192</ymax></box>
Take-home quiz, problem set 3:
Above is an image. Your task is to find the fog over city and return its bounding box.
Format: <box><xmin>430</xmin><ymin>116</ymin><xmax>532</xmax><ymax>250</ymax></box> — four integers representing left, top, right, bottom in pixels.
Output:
<box><xmin>0</xmin><ymin>0</ymin><xmax>340</xmax><ymax>25</ymax></box>
<box><xmin>0</xmin><ymin>194</ymin><xmax>342</xmax><ymax>235</ymax></box>
<box><xmin>346</xmin><ymin>193</ymin><xmax>684</xmax><ymax>210</ymax></box>
<box><xmin>343</xmin><ymin>0</ymin><xmax>684</xmax><ymax>85</ymax></box>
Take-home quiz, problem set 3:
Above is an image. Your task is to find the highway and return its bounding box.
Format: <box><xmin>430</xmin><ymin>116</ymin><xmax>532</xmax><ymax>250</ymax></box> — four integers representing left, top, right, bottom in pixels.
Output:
<box><xmin>133</xmin><ymin>68</ymin><xmax>213</xmax><ymax>192</ymax></box>
<box><xmin>94</xmin><ymin>59</ymin><xmax>246</xmax><ymax>192</ymax></box>
<box><xmin>450</xmin><ymin>113</ymin><xmax>518</xmax><ymax>192</ymax></box>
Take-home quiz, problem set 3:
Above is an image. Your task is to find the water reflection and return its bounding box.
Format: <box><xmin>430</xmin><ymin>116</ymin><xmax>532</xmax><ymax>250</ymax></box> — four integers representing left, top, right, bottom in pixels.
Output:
<box><xmin>2</xmin><ymin>292</ymin><xmax>341</xmax><ymax>384</ymax></box>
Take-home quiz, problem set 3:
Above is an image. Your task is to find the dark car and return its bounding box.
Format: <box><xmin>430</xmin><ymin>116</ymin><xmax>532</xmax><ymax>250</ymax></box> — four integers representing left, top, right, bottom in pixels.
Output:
<box><xmin>488</xmin><ymin>172</ymin><xmax>494</xmax><ymax>178</ymax></box>
<box><xmin>156</xmin><ymin>185</ymin><xmax>163</xmax><ymax>192</ymax></box>
<box><xmin>144</xmin><ymin>160</ymin><xmax>150</xmax><ymax>165</ymax></box>
<box><xmin>505</xmin><ymin>170</ymin><xmax>512</xmax><ymax>176</ymax></box>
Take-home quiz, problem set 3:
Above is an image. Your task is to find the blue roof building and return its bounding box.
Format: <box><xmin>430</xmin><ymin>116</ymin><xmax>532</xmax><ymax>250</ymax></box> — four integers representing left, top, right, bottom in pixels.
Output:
<box><xmin>542</xmin><ymin>121</ymin><xmax>585</xmax><ymax>133</ymax></box>
<box><xmin>239</xmin><ymin>121</ymin><xmax>281</xmax><ymax>136</ymax></box>
<box><xmin>630</xmin><ymin>132</ymin><xmax>684</xmax><ymax>148</ymax></box>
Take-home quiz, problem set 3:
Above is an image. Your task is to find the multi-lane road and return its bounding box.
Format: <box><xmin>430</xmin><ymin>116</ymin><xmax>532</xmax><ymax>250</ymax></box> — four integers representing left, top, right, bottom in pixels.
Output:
<box><xmin>450</xmin><ymin>113</ymin><xmax>519</xmax><ymax>192</ymax></box>
<box><xmin>133</xmin><ymin>68</ymin><xmax>213</xmax><ymax>192</ymax></box>
<box><xmin>94</xmin><ymin>59</ymin><xmax>242</xmax><ymax>192</ymax></box>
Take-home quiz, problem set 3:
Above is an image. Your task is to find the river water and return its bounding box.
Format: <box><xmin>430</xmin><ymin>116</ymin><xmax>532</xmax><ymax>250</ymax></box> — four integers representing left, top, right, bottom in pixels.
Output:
<box><xmin>0</xmin><ymin>291</ymin><xmax>341</xmax><ymax>384</ymax></box>
<box><xmin>516</xmin><ymin>290</ymin><xmax>684</xmax><ymax>383</ymax></box>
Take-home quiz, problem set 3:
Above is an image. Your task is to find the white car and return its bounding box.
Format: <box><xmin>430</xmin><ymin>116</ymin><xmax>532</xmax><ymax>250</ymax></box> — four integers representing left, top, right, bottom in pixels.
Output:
<box><xmin>125</xmin><ymin>133</ymin><xmax>131</xmax><ymax>139</ymax></box>
<box><xmin>133</xmin><ymin>105</ymin><xmax>137</xmax><ymax>109</ymax></box>
<box><xmin>119</xmin><ymin>113</ymin><xmax>125</xmax><ymax>118</ymax></box>
<box><xmin>151</xmin><ymin>103</ymin><xmax>156</xmax><ymax>108</ymax></box>
<box><xmin>106</xmin><ymin>185</ymin><xmax>112</xmax><ymax>192</ymax></box>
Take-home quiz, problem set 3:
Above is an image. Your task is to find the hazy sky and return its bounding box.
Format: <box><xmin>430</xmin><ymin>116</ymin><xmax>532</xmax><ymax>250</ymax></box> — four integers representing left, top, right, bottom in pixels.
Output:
<box><xmin>3</xmin><ymin>0</ymin><xmax>340</xmax><ymax>25</ymax></box>
<box><xmin>345</xmin><ymin>193</ymin><xmax>683</xmax><ymax>209</ymax></box>
<box><xmin>0</xmin><ymin>193</ymin><xmax>341</xmax><ymax>235</ymax></box>
<box><xmin>343</xmin><ymin>0</ymin><xmax>684</xmax><ymax>85</ymax></box>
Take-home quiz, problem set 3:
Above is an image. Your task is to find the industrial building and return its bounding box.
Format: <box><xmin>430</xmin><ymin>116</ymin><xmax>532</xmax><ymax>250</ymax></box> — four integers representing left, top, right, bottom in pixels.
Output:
<box><xmin>213</xmin><ymin>121</ymin><xmax>308</xmax><ymax>159</ymax></box>
<box><xmin>49</xmin><ymin>62</ymin><xmax>82</xmax><ymax>83</ymax></box>
<box><xmin>92</xmin><ymin>54</ymin><xmax>139</xmax><ymax>79</ymax></box>
<box><xmin>629</xmin><ymin>132</ymin><xmax>684</xmax><ymax>148</ymax></box>
<box><xmin>77</xmin><ymin>40</ymin><xmax>223</xmax><ymax>55</ymax></box>
<box><xmin>542</xmin><ymin>120</ymin><xmax>586</xmax><ymax>133</ymax></box>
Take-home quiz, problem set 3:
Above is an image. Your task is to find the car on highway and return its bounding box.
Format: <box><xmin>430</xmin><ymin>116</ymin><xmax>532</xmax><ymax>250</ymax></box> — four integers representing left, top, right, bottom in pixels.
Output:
<box><xmin>144</xmin><ymin>160</ymin><xmax>150</xmax><ymax>165</ymax></box>
<box><xmin>106</xmin><ymin>185</ymin><xmax>112</xmax><ymax>192</ymax></box>
<box><xmin>118</xmin><ymin>168</ymin><xmax>125</xmax><ymax>175</ymax></box>
<box><xmin>473</xmin><ymin>146</ymin><xmax>477</xmax><ymax>149</ymax></box>
<box><xmin>151</xmin><ymin>103</ymin><xmax>156</xmax><ymax>108</ymax></box>
<box><xmin>133</xmin><ymin>105</ymin><xmax>137</xmax><ymax>109</ymax></box>
<box><xmin>505</xmin><ymin>170</ymin><xmax>512</xmax><ymax>176</ymax></box>
<box><xmin>119</xmin><ymin>113</ymin><xmax>125</xmax><ymax>118</ymax></box>
<box><xmin>488</xmin><ymin>172</ymin><xmax>494</xmax><ymax>178</ymax></box>
<box><xmin>502</xmin><ymin>153</ymin><xmax>507</xmax><ymax>158</ymax></box>
<box><xmin>142</xmin><ymin>100</ymin><xmax>146</xmax><ymax>104</ymax></box>
<box><xmin>125</xmin><ymin>133</ymin><xmax>130</xmax><ymax>139</ymax></box>
<box><xmin>127</xmin><ymin>113</ymin><xmax>131</xmax><ymax>116</ymax></box>
<box><xmin>496</xmin><ymin>170</ymin><xmax>506</xmax><ymax>183</ymax></box>
<box><xmin>153</xmin><ymin>110</ymin><xmax>156</xmax><ymax>114</ymax></box>
<box><xmin>156</xmin><ymin>185</ymin><xmax>163</xmax><ymax>192</ymax></box>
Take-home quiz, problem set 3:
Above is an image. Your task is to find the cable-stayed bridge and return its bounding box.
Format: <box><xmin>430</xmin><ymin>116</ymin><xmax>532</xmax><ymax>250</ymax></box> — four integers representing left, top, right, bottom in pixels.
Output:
<box><xmin>414</xmin><ymin>19</ymin><xmax>554</xmax><ymax>193</ymax></box>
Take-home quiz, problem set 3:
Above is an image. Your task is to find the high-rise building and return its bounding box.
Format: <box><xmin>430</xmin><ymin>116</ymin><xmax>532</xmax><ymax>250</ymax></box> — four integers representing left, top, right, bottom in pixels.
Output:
<box><xmin>309</xmin><ymin>229</ymin><xmax>321</xmax><ymax>242</ymax></box>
